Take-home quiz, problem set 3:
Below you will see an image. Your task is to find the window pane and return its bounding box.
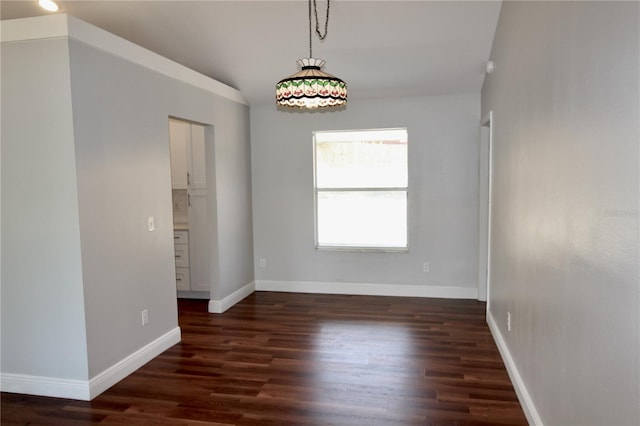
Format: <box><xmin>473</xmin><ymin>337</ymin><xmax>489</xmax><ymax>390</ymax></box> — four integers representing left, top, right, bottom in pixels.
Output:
<box><xmin>317</xmin><ymin>191</ymin><xmax>407</xmax><ymax>248</ymax></box>
<box><xmin>315</xmin><ymin>129</ymin><xmax>407</xmax><ymax>189</ymax></box>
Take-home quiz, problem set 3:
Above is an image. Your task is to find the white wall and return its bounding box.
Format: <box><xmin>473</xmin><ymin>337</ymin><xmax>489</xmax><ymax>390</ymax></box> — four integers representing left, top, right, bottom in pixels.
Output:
<box><xmin>251</xmin><ymin>95</ymin><xmax>480</xmax><ymax>297</ymax></box>
<box><xmin>481</xmin><ymin>2</ymin><xmax>639</xmax><ymax>425</ymax></box>
<box><xmin>1</xmin><ymin>15</ymin><xmax>253</xmax><ymax>398</ymax></box>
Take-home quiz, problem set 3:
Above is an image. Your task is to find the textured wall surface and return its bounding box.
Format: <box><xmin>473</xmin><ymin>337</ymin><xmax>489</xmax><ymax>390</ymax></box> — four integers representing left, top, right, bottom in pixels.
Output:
<box><xmin>482</xmin><ymin>2</ymin><xmax>639</xmax><ymax>424</ymax></box>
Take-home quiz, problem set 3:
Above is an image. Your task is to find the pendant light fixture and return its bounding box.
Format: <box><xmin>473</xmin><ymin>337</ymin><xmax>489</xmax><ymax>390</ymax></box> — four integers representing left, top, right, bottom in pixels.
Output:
<box><xmin>276</xmin><ymin>0</ymin><xmax>347</xmax><ymax>109</ymax></box>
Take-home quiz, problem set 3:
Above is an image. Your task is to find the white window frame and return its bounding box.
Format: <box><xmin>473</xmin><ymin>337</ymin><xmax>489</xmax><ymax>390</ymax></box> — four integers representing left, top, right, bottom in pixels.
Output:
<box><xmin>313</xmin><ymin>128</ymin><xmax>409</xmax><ymax>252</ymax></box>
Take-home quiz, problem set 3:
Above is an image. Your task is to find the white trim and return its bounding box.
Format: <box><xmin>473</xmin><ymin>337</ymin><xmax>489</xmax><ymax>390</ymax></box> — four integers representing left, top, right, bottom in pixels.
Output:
<box><xmin>312</xmin><ymin>128</ymin><xmax>410</xmax><ymax>251</ymax></box>
<box><xmin>1</xmin><ymin>327</ymin><xmax>181</xmax><ymax>401</ymax></box>
<box><xmin>209</xmin><ymin>281</ymin><xmax>256</xmax><ymax>313</ymax></box>
<box><xmin>255</xmin><ymin>280</ymin><xmax>477</xmax><ymax>299</ymax></box>
<box><xmin>88</xmin><ymin>327</ymin><xmax>181</xmax><ymax>399</ymax></box>
<box><xmin>0</xmin><ymin>14</ymin><xmax>70</xmax><ymax>41</ymax></box>
<box><xmin>1</xmin><ymin>14</ymin><xmax>248</xmax><ymax>106</ymax></box>
<box><xmin>487</xmin><ymin>311</ymin><xmax>544</xmax><ymax>426</ymax></box>
<box><xmin>1</xmin><ymin>373</ymin><xmax>90</xmax><ymax>400</ymax></box>
<box><xmin>478</xmin><ymin>110</ymin><xmax>493</xmax><ymax>305</ymax></box>
<box><xmin>484</xmin><ymin>111</ymin><xmax>494</xmax><ymax>313</ymax></box>
<box><xmin>481</xmin><ymin>111</ymin><xmax>492</xmax><ymax>128</ymax></box>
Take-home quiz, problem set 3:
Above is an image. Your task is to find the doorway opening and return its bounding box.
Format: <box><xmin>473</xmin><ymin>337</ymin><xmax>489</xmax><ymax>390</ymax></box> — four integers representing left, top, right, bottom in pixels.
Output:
<box><xmin>478</xmin><ymin>111</ymin><xmax>493</xmax><ymax>310</ymax></box>
<box><xmin>168</xmin><ymin>118</ymin><xmax>212</xmax><ymax>299</ymax></box>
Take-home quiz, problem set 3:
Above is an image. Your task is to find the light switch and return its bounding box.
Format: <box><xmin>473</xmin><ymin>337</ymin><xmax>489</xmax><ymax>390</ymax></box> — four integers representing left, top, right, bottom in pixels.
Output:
<box><xmin>147</xmin><ymin>216</ymin><xmax>155</xmax><ymax>232</ymax></box>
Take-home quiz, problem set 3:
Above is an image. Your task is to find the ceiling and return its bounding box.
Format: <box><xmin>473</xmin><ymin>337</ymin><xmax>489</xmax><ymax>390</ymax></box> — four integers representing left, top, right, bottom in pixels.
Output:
<box><xmin>1</xmin><ymin>0</ymin><xmax>502</xmax><ymax>106</ymax></box>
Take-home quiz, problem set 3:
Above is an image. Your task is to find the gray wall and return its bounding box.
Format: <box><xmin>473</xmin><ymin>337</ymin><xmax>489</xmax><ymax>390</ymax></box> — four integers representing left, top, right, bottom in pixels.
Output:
<box><xmin>481</xmin><ymin>2</ymin><xmax>639</xmax><ymax>424</ymax></box>
<box><xmin>211</xmin><ymin>102</ymin><xmax>254</xmax><ymax>300</ymax></box>
<box><xmin>1</xmin><ymin>38</ymin><xmax>90</xmax><ymax>381</ymax></box>
<box><xmin>2</xmin><ymin>31</ymin><xmax>253</xmax><ymax>384</ymax></box>
<box><xmin>251</xmin><ymin>95</ymin><xmax>480</xmax><ymax>292</ymax></box>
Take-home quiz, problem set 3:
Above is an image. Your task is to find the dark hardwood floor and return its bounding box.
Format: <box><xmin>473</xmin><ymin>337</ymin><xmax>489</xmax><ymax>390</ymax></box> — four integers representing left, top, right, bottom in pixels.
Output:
<box><xmin>1</xmin><ymin>292</ymin><xmax>527</xmax><ymax>425</ymax></box>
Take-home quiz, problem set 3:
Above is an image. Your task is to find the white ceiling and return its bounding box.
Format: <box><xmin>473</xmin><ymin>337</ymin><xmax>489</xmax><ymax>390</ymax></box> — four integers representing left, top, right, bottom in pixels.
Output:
<box><xmin>1</xmin><ymin>0</ymin><xmax>502</xmax><ymax>106</ymax></box>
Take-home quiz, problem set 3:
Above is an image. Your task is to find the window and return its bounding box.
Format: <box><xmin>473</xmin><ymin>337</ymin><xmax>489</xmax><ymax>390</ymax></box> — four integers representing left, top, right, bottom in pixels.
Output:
<box><xmin>314</xmin><ymin>128</ymin><xmax>408</xmax><ymax>250</ymax></box>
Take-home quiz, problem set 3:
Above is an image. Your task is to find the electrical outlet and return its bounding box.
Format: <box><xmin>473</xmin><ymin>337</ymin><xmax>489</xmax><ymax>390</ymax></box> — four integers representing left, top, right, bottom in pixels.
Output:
<box><xmin>507</xmin><ymin>311</ymin><xmax>511</xmax><ymax>332</ymax></box>
<box><xmin>259</xmin><ymin>258</ymin><xmax>266</xmax><ymax>268</ymax></box>
<box><xmin>141</xmin><ymin>309</ymin><xmax>149</xmax><ymax>325</ymax></box>
<box><xmin>423</xmin><ymin>262</ymin><xmax>430</xmax><ymax>272</ymax></box>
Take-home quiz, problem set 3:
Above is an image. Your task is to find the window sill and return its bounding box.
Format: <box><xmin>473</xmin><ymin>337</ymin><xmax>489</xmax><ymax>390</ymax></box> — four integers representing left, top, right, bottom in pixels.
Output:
<box><xmin>315</xmin><ymin>246</ymin><xmax>409</xmax><ymax>253</ymax></box>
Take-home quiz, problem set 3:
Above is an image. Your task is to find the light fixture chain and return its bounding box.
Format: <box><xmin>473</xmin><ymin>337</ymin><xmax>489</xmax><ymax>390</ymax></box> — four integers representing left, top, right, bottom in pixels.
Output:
<box><xmin>308</xmin><ymin>0</ymin><xmax>331</xmax><ymax>58</ymax></box>
<box><xmin>308</xmin><ymin>0</ymin><xmax>313</xmax><ymax>58</ymax></box>
<box><xmin>313</xmin><ymin>0</ymin><xmax>330</xmax><ymax>41</ymax></box>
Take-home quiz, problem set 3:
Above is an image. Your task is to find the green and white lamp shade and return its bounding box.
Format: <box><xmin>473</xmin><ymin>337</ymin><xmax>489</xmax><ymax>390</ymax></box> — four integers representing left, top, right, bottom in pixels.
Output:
<box><xmin>276</xmin><ymin>58</ymin><xmax>347</xmax><ymax>109</ymax></box>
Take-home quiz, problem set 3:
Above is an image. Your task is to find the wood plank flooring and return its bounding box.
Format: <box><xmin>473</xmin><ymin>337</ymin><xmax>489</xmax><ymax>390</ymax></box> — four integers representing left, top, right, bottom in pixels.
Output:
<box><xmin>1</xmin><ymin>292</ymin><xmax>527</xmax><ymax>425</ymax></box>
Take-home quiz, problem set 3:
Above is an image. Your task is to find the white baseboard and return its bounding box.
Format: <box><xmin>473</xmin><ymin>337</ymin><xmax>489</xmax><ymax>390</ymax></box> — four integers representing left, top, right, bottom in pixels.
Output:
<box><xmin>1</xmin><ymin>327</ymin><xmax>181</xmax><ymax>401</ymax></box>
<box><xmin>1</xmin><ymin>373</ymin><xmax>91</xmax><ymax>400</ymax></box>
<box><xmin>487</xmin><ymin>310</ymin><xmax>543</xmax><ymax>426</ymax></box>
<box><xmin>209</xmin><ymin>281</ymin><xmax>255</xmax><ymax>313</ymax></box>
<box><xmin>88</xmin><ymin>327</ymin><xmax>181</xmax><ymax>399</ymax></box>
<box><xmin>255</xmin><ymin>280</ymin><xmax>477</xmax><ymax>299</ymax></box>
